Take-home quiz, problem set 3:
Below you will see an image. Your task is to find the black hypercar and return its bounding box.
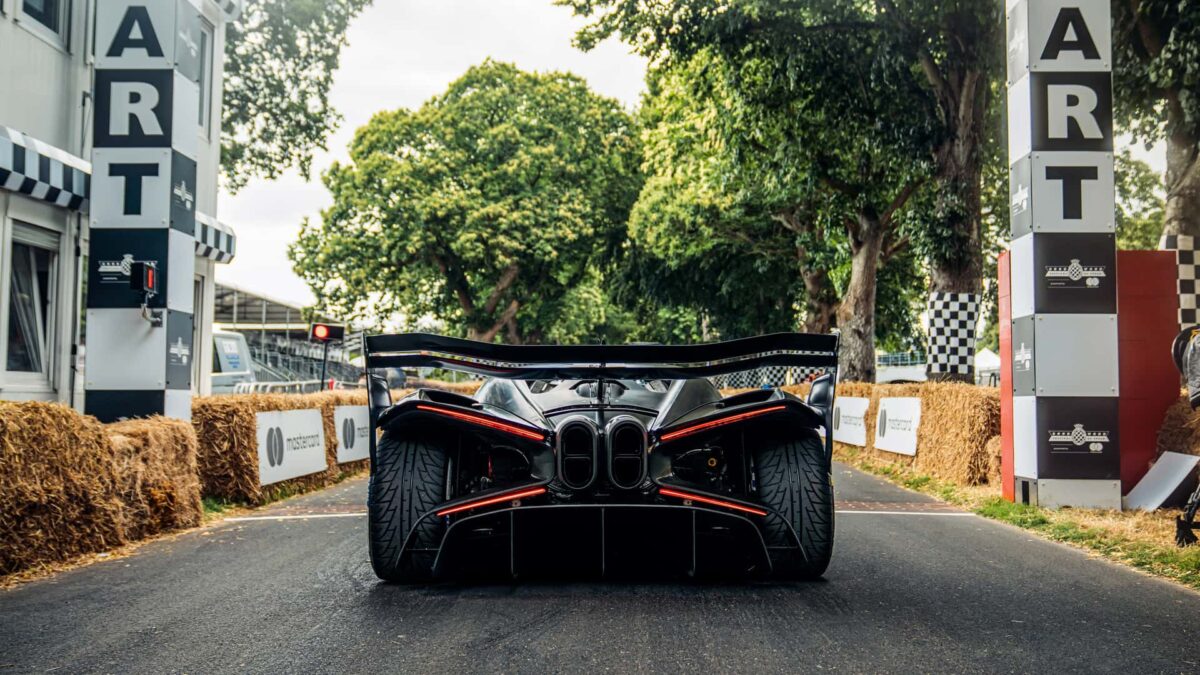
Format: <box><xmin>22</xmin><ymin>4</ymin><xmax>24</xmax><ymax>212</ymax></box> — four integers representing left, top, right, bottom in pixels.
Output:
<box><xmin>362</xmin><ymin>332</ymin><xmax>839</xmax><ymax>582</ymax></box>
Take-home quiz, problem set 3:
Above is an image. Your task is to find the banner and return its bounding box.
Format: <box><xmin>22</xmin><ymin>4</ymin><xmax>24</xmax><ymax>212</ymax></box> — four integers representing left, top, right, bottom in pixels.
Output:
<box><xmin>831</xmin><ymin>397</ymin><xmax>869</xmax><ymax>447</ymax></box>
<box><xmin>874</xmin><ymin>398</ymin><xmax>921</xmax><ymax>456</ymax></box>
<box><xmin>334</xmin><ymin>405</ymin><xmax>371</xmax><ymax>463</ymax></box>
<box><xmin>256</xmin><ymin>409</ymin><xmax>327</xmax><ymax>486</ymax></box>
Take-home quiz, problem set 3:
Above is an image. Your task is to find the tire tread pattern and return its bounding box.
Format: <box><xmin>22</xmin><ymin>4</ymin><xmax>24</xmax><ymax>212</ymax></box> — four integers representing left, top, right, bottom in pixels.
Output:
<box><xmin>368</xmin><ymin>434</ymin><xmax>448</xmax><ymax>582</ymax></box>
<box><xmin>754</xmin><ymin>433</ymin><xmax>834</xmax><ymax>579</ymax></box>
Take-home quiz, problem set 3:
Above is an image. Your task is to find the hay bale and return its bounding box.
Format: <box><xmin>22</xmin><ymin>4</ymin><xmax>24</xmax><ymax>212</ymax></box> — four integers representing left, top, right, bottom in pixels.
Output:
<box><xmin>106</xmin><ymin>417</ymin><xmax>203</xmax><ymax>540</ymax></box>
<box><xmin>0</xmin><ymin>402</ymin><xmax>126</xmax><ymax>575</ymax></box>
<box><xmin>1157</xmin><ymin>397</ymin><xmax>1200</xmax><ymax>457</ymax></box>
<box><xmin>984</xmin><ymin>435</ymin><xmax>1003</xmax><ymax>484</ymax></box>
<box><xmin>302</xmin><ymin>389</ymin><xmax>371</xmax><ymax>478</ymax></box>
<box><xmin>192</xmin><ymin>389</ymin><xmax>417</xmax><ymax>504</ymax></box>
<box><xmin>192</xmin><ymin>393</ymin><xmax>324</xmax><ymax>504</ymax></box>
<box><xmin>783</xmin><ymin>381</ymin><xmax>998</xmax><ymax>486</ymax></box>
<box><xmin>408</xmin><ymin>379</ymin><xmax>482</xmax><ymax>395</ymax></box>
<box><xmin>908</xmin><ymin>383</ymin><xmax>1000</xmax><ymax>485</ymax></box>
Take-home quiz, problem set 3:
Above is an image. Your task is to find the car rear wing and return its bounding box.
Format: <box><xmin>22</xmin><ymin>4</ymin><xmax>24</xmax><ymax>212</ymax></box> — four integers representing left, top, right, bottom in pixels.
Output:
<box><xmin>362</xmin><ymin>332</ymin><xmax>839</xmax><ymax>381</ymax></box>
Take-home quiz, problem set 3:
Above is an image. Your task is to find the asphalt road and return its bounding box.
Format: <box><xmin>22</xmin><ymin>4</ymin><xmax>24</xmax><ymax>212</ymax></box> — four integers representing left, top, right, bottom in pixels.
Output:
<box><xmin>3</xmin><ymin>463</ymin><xmax>1199</xmax><ymax>674</ymax></box>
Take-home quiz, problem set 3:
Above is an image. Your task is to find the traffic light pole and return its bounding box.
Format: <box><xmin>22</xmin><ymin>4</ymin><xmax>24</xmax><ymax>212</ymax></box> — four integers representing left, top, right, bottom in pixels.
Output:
<box><xmin>320</xmin><ymin>341</ymin><xmax>330</xmax><ymax>390</ymax></box>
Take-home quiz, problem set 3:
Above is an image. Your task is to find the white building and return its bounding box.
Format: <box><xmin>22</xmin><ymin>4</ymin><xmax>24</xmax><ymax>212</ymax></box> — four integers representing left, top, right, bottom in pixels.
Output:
<box><xmin>0</xmin><ymin>0</ymin><xmax>238</xmax><ymax>407</ymax></box>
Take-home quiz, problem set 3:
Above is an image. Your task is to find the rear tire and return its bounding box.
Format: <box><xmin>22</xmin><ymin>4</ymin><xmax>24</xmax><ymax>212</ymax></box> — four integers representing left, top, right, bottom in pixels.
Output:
<box><xmin>754</xmin><ymin>433</ymin><xmax>834</xmax><ymax>580</ymax></box>
<box><xmin>368</xmin><ymin>434</ymin><xmax>449</xmax><ymax>582</ymax></box>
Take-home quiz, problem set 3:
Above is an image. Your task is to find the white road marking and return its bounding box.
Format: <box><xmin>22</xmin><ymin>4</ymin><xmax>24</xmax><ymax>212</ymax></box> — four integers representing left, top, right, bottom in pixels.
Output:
<box><xmin>224</xmin><ymin>512</ymin><xmax>367</xmax><ymax>522</ymax></box>
<box><xmin>836</xmin><ymin>510</ymin><xmax>973</xmax><ymax>517</ymax></box>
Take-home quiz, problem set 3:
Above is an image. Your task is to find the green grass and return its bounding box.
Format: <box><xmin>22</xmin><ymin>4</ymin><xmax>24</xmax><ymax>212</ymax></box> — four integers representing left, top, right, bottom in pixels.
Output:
<box><xmin>834</xmin><ymin>448</ymin><xmax>1200</xmax><ymax>591</ymax></box>
<box><xmin>201</xmin><ymin>496</ymin><xmax>243</xmax><ymax>518</ymax></box>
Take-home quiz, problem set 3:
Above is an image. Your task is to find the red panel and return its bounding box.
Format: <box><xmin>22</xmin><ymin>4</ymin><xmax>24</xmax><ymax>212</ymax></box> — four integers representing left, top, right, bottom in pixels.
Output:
<box><xmin>1116</xmin><ymin>251</ymin><xmax>1181</xmax><ymax>491</ymax></box>
<box><xmin>998</xmin><ymin>252</ymin><xmax>1015</xmax><ymax>501</ymax></box>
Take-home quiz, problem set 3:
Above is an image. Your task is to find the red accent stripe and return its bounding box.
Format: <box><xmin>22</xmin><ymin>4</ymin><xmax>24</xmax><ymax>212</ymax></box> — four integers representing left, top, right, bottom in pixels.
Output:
<box><xmin>658</xmin><ymin>404</ymin><xmax>787</xmax><ymax>442</ymax></box>
<box><xmin>435</xmin><ymin>486</ymin><xmax>547</xmax><ymax>517</ymax></box>
<box><xmin>658</xmin><ymin>487</ymin><xmax>768</xmax><ymax>517</ymax></box>
<box><xmin>416</xmin><ymin>404</ymin><xmax>545</xmax><ymax>441</ymax></box>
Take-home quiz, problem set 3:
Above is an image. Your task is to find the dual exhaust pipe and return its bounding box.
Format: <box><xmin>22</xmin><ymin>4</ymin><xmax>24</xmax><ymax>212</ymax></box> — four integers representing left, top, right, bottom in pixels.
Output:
<box><xmin>556</xmin><ymin>416</ymin><xmax>646</xmax><ymax>490</ymax></box>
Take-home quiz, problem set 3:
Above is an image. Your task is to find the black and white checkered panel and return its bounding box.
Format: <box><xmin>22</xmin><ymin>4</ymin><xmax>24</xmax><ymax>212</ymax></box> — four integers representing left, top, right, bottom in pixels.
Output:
<box><xmin>926</xmin><ymin>292</ymin><xmax>979</xmax><ymax>375</ymax></box>
<box><xmin>1160</xmin><ymin>234</ymin><xmax>1198</xmax><ymax>328</ymax></box>
<box><xmin>709</xmin><ymin>366</ymin><xmax>831</xmax><ymax>390</ymax></box>
<box><xmin>0</xmin><ymin>126</ymin><xmax>90</xmax><ymax>211</ymax></box>
<box><xmin>194</xmin><ymin>213</ymin><xmax>237</xmax><ymax>264</ymax></box>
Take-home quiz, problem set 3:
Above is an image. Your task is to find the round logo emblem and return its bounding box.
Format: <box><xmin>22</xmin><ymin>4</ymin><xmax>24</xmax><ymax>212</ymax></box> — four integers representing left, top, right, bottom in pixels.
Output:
<box><xmin>342</xmin><ymin>417</ymin><xmax>356</xmax><ymax>449</ymax></box>
<box><xmin>833</xmin><ymin>407</ymin><xmax>841</xmax><ymax>431</ymax></box>
<box><xmin>878</xmin><ymin>408</ymin><xmax>887</xmax><ymax>437</ymax></box>
<box><xmin>266</xmin><ymin>426</ymin><xmax>285</xmax><ymax>466</ymax></box>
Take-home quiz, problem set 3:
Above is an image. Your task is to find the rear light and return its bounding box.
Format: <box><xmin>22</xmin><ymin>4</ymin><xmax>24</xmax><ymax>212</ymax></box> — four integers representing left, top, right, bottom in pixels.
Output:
<box><xmin>435</xmin><ymin>486</ymin><xmax>547</xmax><ymax>517</ymax></box>
<box><xmin>658</xmin><ymin>487</ymin><xmax>768</xmax><ymax>517</ymax></box>
<box><xmin>658</xmin><ymin>404</ymin><xmax>787</xmax><ymax>442</ymax></box>
<box><xmin>416</xmin><ymin>404</ymin><xmax>546</xmax><ymax>441</ymax></box>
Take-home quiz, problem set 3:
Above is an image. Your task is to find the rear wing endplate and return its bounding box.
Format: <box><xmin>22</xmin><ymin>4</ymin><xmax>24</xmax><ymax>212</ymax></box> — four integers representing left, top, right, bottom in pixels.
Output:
<box><xmin>362</xmin><ymin>332</ymin><xmax>839</xmax><ymax>381</ymax></box>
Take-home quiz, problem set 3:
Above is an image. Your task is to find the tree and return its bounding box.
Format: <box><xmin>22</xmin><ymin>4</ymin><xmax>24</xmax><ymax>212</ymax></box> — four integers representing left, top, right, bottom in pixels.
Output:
<box><xmin>1114</xmin><ymin>1</ymin><xmax>1200</xmax><ymax>239</ymax></box>
<box><xmin>624</xmin><ymin>41</ymin><xmax>935</xmax><ymax>380</ymax></box>
<box><xmin>221</xmin><ymin>0</ymin><xmax>373</xmax><ymax>191</ymax></box>
<box><xmin>559</xmin><ymin>0</ymin><xmax>1003</xmax><ymax>381</ymax></box>
<box><xmin>1114</xmin><ymin>150</ymin><xmax>1165</xmax><ymax>250</ymax></box>
<box><xmin>288</xmin><ymin>61</ymin><xmax>642</xmax><ymax>343</ymax></box>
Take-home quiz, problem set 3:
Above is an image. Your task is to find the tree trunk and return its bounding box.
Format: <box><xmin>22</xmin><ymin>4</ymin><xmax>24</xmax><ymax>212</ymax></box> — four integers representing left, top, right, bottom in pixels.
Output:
<box><xmin>926</xmin><ymin>84</ymin><xmax>985</xmax><ymax>383</ymax></box>
<box><xmin>836</xmin><ymin>215</ymin><xmax>886</xmax><ymax>382</ymax></box>
<box><xmin>800</xmin><ymin>266</ymin><xmax>838</xmax><ymax>334</ymax></box>
<box><xmin>1163</xmin><ymin>128</ymin><xmax>1200</xmax><ymax>239</ymax></box>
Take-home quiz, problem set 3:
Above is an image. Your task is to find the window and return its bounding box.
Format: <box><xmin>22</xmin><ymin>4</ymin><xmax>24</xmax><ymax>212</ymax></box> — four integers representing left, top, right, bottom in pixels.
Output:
<box><xmin>193</xmin><ymin>276</ymin><xmax>204</xmax><ymax>387</ymax></box>
<box><xmin>198</xmin><ymin>19</ymin><xmax>214</xmax><ymax>137</ymax></box>
<box><xmin>21</xmin><ymin>0</ymin><xmax>69</xmax><ymax>42</ymax></box>
<box><xmin>6</xmin><ymin>224</ymin><xmax>59</xmax><ymax>377</ymax></box>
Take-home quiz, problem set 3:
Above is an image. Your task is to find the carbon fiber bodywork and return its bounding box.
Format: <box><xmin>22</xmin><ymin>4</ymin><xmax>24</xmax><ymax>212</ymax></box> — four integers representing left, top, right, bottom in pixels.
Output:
<box><xmin>365</xmin><ymin>333</ymin><xmax>838</xmax><ymax>579</ymax></box>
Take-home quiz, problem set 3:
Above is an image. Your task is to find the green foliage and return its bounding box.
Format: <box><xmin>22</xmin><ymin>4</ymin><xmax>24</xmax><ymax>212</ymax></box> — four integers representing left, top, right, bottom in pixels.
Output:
<box><xmin>1115</xmin><ymin>149</ymin><xmax>1165</xmax><ymax>250</ymax></box>
<box><xmin>616</xmin><ymin>54</ymin><xmax>810</xmax><ymax>340</ymax></box>
<box><xmin>221</xmin><ymin>0</ymin><xmax>373</xmax><ymax>192</ymax></box>
<box><xmin>1113</xmin><ymin>1</ymin><xmax>1200</xmax><ymax>145</ymax></box>
<box><xmin>289</xmin><ymin>61</ymin><xmax>641</xmax><ymax>344</ymax></box>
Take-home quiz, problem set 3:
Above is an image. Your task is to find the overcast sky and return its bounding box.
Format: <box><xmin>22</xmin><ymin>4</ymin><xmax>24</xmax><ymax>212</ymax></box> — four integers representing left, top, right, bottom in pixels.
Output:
<box><xmin>216</xmin><ymin>2</ymin><xmax>1166</xmax><ymax>308</ymax></box>
<box><xmin>216</xmin><ymin>0</ymin><xmax>648</xmax><ymax>306</ymax></box>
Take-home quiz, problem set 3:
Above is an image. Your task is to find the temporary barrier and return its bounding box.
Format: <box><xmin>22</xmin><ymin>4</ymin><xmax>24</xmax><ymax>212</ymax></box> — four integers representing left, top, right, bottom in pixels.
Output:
<box><xmin>874</xmin><ymin>398</ymin><xmax>921</xmax><ymax>456</ymax></box>
<box><xmin>832</xmin><ymin>397</ymin><xmax>870</xmax><ymax>447</ymax></box>
<box><xmin>255</xmin><ymin>409</ymin><xmax>326</xmax><ymax>486</ymax></box>
<box><xmin>334</xmin><ymin>405</ymin><xmax>370</xmax><ymax>464</ymax></box>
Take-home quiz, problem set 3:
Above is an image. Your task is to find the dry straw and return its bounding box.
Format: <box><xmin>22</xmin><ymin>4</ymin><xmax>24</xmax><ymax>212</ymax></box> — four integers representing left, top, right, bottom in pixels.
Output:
<box><xmin>191</xmin><ymin>388</ymin><xmax>421</xmax><ymax>504</ymax></box>
<box><xmin>107</xmin><ymin>418</ymin><xmax>203</xmax><ymax>540</ymax></box>
<box><xmin>1156</xmin><ymin>396</ymin><xmax>1200</xmax><ymax>457</ymax></box>
<box><xmin>0</xmin><ymin>402</ymin><xmax>202</xmax><ymax>575</ymax></box>
<box><xmin>780</xmin><ymin>381</ymin><xmax>1000</xmax><ymax>486</ymax></box>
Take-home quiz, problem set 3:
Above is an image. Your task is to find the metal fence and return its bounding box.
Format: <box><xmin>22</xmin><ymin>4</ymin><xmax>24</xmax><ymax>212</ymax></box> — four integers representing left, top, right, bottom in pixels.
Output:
<box><xmin>232</xmin><ymin>380</ymin><xmax>363</xmax><ymax>394</ymax></box>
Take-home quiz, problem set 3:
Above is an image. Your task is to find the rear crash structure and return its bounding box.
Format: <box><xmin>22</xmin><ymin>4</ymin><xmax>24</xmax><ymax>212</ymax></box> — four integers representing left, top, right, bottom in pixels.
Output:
<box><xmin>362</xmin><ymin>333</ymin><xmax>839</xmax><ymax>582</ymax></box>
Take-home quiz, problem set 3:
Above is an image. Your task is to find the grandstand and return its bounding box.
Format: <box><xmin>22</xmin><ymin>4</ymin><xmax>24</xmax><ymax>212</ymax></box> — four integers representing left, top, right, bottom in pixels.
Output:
<box><xmin>212</xmin><ymin>281</ymin><xmax>360</xmax><ymax>384</ymax></box>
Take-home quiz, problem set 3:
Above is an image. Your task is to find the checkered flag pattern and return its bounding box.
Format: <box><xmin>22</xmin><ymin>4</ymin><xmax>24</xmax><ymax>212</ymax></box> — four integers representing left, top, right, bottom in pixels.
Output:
<box><xmin>709</xmin><ymin>366</ymin><xmax>830</xmax><ymax>390</ymax></box>
<box><xmin>1160</xmin><ymin>234</ymin><xmax>1198</xmax><ymax>328</ymax></box>
<box><xmin>0</xmin><ymin>126</ymin><xmax>90</xmax><ymax>211</ymax></box>
<box><xmin>927</xmin><ymin>292</ymin><xmax>979</xmax><ymax>375</ymax></box>
<box><xmin>195</xmin><ymin>213</ymin><xmax>237</xmax><ymax>263</ymax></box>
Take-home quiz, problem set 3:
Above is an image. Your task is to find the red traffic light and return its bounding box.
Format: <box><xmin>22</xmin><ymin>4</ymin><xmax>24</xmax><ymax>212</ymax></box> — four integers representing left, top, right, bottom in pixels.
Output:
<box><xmin>309</xmin><ymin>323</ymin><xmax>344</xmax><ymax>342</ymax></box>
<box><xmin>129</xmin><ymin>261</ymin><xmax>158</xmax><ymax>295</ymax></box>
